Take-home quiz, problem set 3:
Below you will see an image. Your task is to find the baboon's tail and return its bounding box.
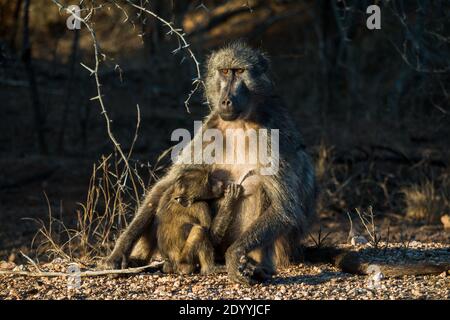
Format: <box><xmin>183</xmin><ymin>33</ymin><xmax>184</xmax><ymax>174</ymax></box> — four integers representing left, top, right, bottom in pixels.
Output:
<box><xmin>302</xmin><ymin>246</ymin><xmax>450</xmax><ymax>277</ymax></box>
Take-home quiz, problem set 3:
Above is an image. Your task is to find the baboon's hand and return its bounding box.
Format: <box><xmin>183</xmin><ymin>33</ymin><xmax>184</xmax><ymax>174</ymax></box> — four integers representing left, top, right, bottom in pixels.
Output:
<box><xmin>102</xmin><ymin>252</ymin><xmax>128</xmax><ymax>270</ymax></box>
<box><xmin>223</xmin><ymin>183</ymin><xmax>243</xmax><ymax>205</ymax></box>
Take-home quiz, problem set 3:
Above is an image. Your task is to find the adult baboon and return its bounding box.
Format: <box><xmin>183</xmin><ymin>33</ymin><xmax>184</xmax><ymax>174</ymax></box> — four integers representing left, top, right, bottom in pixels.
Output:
<box><xmin>104</xmin><ymin>41</ymin><xmax>450</xmax><ymax>282</ymax></box>
<box><xmin>156</xmin><ymin>165</ymin><xmax>242</xmax><ymax>275</ymax></box>
<box><xmin>104</xmin><ymin>41</ymin><xmax>317</xmax><ymax>284</ymax></box>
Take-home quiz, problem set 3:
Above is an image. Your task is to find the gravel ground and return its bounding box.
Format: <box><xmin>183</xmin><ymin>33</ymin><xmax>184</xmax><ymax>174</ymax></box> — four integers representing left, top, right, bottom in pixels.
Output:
<box><xmin>0</xmin><ymin>242</ymin><xmax>449</xmax><ymax>300</ymax></box>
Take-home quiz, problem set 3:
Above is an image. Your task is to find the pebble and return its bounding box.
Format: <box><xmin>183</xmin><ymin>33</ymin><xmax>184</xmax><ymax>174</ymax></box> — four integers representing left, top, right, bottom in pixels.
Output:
<box><xmin>0</xmin><ymin>242</ymin><xmax>448</xmax><ymax>300</ymax></box>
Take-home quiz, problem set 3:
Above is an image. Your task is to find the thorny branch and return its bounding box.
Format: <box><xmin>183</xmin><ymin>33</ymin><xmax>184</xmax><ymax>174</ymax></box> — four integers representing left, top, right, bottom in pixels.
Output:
<box><xmin>52</xmin><ymin>0</ymin><xmax>141</xmax><ymax>204</ymax></box>
<box><xmin>124</xmin><ymin>0</ymin><xmax>206</xmax><ymax>111</ymax></box>
<box><xmin>51</xmin><ymin>0</ymin><xmax>206</xmax><ymax>207</ymax></box>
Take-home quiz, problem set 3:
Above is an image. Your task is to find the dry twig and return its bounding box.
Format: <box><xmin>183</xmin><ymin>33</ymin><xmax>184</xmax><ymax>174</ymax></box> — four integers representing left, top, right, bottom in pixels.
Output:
<box><xmin>0</xmin><ymin>262</ymin><xmax>163</xmax><ymax>278</ymax></box>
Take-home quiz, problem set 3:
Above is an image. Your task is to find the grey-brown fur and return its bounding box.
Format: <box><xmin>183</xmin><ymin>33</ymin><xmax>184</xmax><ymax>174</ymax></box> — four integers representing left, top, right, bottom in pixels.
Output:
<box><xmin>104</xmin><ymin>41</ymin><xmax>317</xmax><ymax>284</ymax></box>
<box><xmin>105</xmin><ymin>41</ymin><xmax>450</xmax><ymax>282</ymax></box>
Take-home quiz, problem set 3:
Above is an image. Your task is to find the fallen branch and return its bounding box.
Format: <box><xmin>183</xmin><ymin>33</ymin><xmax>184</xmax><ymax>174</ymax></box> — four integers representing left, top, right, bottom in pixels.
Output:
<box><xmin>0</xmin><ymin>262</ymin><xmax>163</xmax><ymax>278</ymax></box>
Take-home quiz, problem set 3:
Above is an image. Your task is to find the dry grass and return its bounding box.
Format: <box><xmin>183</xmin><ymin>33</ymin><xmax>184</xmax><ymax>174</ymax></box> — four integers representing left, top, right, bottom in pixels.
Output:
<box><xmin>315</xmin><ymin>141</ymin><xmax>334</xmax><ymax>183</ymax></box>
<box><xmin>30</xmin><ymin>154</ymin><xmax>148</xmax><ymax>265</ymax></box>
<box><xmin>313</xmin><ymin>139</ymin><xmax>450</xmax><ymax>228</ymax></box>
<box><xmin>402</xmin><ymin>180</ymin><xmax>446</xmax><ymax>224</ymax></box>
<box><xmin>314</xmin><ymin>142</ymin><xmax>344</xmax><ymax>214</ymax></box>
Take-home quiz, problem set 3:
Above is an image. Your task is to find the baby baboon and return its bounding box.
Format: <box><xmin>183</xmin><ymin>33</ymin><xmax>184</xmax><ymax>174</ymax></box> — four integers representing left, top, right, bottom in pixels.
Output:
<box><xmin>156</xmin><ymin>166</ymin><xmax>242</xmax><ymax>275</ymax></box>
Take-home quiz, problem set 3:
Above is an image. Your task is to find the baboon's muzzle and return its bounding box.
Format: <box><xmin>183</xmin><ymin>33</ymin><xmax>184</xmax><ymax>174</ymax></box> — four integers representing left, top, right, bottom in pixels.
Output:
<box><xmin>218</xmin><ymin>97</ymin><xmax>241</xmax><ymax>121</ymax></box>
<box><xmin>217</xmin><ymin>72</ymin><xmax>248</xmax><ymax>121</ymax></box>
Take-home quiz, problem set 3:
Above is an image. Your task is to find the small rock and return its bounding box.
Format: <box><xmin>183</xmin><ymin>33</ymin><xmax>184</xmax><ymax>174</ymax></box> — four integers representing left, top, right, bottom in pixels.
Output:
<box><xmin>409</xmin><ymin>241</ymin><xmax>422</xmax><ymax>247</ymax></box>
<box><xmin>0</xmin><ymin>261</ymin><xmax>16</xmax><ymax>270</ymax></box>
<box><xmin>52</xmin><ymin>258</ymin><xmax>65</xmax><ymax>264</ymax></box>
<box><xmin>351</xmin><ymin>236</ymin><xmax>368</xmax><ymax>246</ymax></box>
<box><xmin>192</xmin><ymin>284</ymin><xmax>203</xmax><ymax>293</ymax></box>
<box><xmin>411</xmin><ymin>289</ymin><xmax>422</xmax><ymax>297</ymax></box>
<box><xmin>12</xmin><ymin>264</ymin><xmax>24</xmax><ymax>271</ymax></box>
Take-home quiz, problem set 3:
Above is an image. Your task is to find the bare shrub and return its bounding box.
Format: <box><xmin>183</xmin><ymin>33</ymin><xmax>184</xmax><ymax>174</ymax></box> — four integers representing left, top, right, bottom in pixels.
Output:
<box><xmin>354</xmin><ymin>206</ymin><xmax>382</xmax><ymax>248</ymax></box>
<box><xmin>31</xmin><ymin>154</ymin><xmax>146</xmax><ymax>264</ymax></box>
<box><xmin>26</xmin><ymin>0</ymin><xmax>201</xmax><ymax>265</ymax></box>
<box><xmin>315</xmin><ymin>141</ymin><xmax>334</xmax><ymax>183</ymax></box>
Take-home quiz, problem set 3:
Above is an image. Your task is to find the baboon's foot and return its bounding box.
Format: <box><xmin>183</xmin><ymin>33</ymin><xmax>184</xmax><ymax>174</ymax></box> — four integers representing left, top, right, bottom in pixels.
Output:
<box><xmin>200</xmin><ymin>264</ymin><xmax>217</xmax><ymax>275</ymax></box>
<box><xmin>177</xmin><ymin>263</ymin><xmax>195</xmax><ymax>275</ymax></box>
<box><xmin>162</xmin><ymin>261</ymin><xmax>175</xmax><ymax>273</ymax></box>
<box><xmin>225</xmin><ymin>246</ymin><xmax>275</xmax><ymax>285</ymax></box>
<box><xmin>238</xmin><ymin>256</ymin><xmax>273</xmax><ymax>282</ymax></box>
<box><xmin>252</xmin><ymin>264</ymin><xmax>274</xmax><ymax>282</ymax></box>
<box><xmin>225</xmin><ymin>247</ymin><xmax>256</xmax><ymax>286</ymax></box>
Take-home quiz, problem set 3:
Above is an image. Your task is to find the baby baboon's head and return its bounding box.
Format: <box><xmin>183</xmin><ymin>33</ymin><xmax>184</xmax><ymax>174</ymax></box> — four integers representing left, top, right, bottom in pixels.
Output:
<box><xmin>205</xmin><ymin>41</ymin><xmax>273</xmax><ymax>121</ymax></box>
<box><xmin>173</xmin><ymin>166</ymin><xmax>225</xmax><ymax>207</ymax></box>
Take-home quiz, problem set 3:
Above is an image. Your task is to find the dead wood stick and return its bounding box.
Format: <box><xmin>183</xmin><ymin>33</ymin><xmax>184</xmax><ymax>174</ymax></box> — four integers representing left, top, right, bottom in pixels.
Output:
<box><xmin>0</xmin><ymin>262</ymin><xmax>163</xmax><ymax>278</ymax></box>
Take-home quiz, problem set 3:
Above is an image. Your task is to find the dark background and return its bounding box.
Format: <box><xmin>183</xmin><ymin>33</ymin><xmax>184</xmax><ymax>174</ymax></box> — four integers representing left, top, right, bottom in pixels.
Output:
<box><xmin>0</xmin><ymin>0</ymin><xmax>449</xmax><ymax>262</ymax></box>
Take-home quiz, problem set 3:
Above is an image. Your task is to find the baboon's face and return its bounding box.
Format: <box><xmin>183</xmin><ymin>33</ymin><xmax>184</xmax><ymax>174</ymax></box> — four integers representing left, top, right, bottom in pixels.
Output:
<box><xmin>173</xmin><ymin>170</ymin><xmax>225</xmax><ymax>207</ymax></box>
<box><xmin>205</xmin><ymin>42</ymin><xmax>272</xmax><ymax>121</ymax></box>
<box><xmin>215</xmin><ymin>68</ymin><xmax>251</xmax><ymax>121</ymax></box>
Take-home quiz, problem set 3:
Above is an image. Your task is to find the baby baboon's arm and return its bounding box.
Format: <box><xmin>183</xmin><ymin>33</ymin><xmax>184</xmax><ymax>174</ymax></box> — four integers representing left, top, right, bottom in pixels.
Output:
<box><xmin>104</xmin><ymin>177</ymin><xmax>173</xmax><ymax>269</ymax></box>
<box><xmin>211</xmin><ymin>183</ymin><xmax>242</xmax><ymax>246</ymax></box>
<box><xmin>190</xmin><ymin>202</ymin><xmax>212</xmax><ymax>228</ymax></box>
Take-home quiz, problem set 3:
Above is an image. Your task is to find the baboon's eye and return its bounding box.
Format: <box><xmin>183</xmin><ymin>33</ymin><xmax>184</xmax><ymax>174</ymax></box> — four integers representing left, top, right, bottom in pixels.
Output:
<box><xmin>220</xmin><ymin>69</ymin><xmax>229</xmax><ymax>75</ymax></box>
<box><xmin>235</xmin><ymin>68</ymin><xmax>245</xmax><ymax>74</ymax></box>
